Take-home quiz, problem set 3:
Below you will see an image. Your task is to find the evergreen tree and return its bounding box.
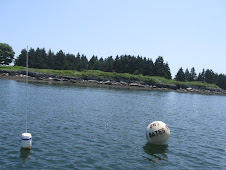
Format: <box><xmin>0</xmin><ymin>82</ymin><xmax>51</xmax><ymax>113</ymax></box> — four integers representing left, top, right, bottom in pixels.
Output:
<box><xmin>154</xmin><ymin>56</ymin><xmax>164</xmax><ymax>76</ymax></box>
<box><xmin>80</xmin><ymin>54</ymin><xmax>88</xmax><ymax>70</ymax></box>
<box><xmin>98</xmin><ymin>57</ymin><xmax>105</xmax><ymax>71</ymax></box>
<box><xmin>113</xmin><ymin>55</ymin><xmax>121</xmax><ymax>73</ymax></box>
<box><xmin>184</xmin><ymin>68</ymin><xmax>190</xmax><ymax>81</ymax></box>
<box><xmin>163</xmin><ymin>62</ymin><xmax>172</xmax><ymax>79</ymax></box>
<box><xmin>137</xmin><ymin>55</ymin><xmax>144</xmax><ymax>75</ymax></box>
<box><xmin>146</xmin><ymin>59</ymin><xmax>154</xmax><ymax>76</ymax></box>
<box><xmin>15</xmin><ymin>49</ymin><xmax>27</xmax><ymax>67</ymax></box>
<box><xmin>28</xmin><ymin>48</ymin><xmax>36</xmax><ymax>68</ymax></box>
<box><xmin>189</xmin><ymin>67</ymin><xmax>197</xmax><ymax>81</ymax></box>
<box><xmin>175</xmin><ymin>67</ymin><xmax>185</xmax><ymax>81</ymax></box>
<box><xmin>204</xmin><ymin>69</ymin><xmax>215</xmax><ymax>84</ymax></box>
<box><xmin>197</xmin><ymin>69</ymin><xmax>205</xmax><ymax>82</ymax></box>
<box><xmin>75</xmin><ymin>53</ymin><xmax>81</xmax><ymax>71</ymax></box>
<box><xmin>54</xmin><ymin>50</ymin><xmax>66</xmax><ymax>70</ymax></box>
<box><xmin>104</xmin><ymin>56</ymin><xmax>114</xmax><ymax>72</ymax></box>
<box><xmin>216</xmin><ymin>74</ymin><xmax>226</xmax><ymax>90</ymax></box>
<box><xmin>34</xmin><ymin>48</ymin><xmax>48</xmax><ymax>69</ymax></box>
<box><xmin>89</xmin><ymin>55</ymin><xmax>98</xmax><ymax>70</ymax></box>
<box><xmin>154</xmin><ymin>56</ymin><xmax>171</xmax><ymax>79</ymax></box>
<box><xmin>47</xmin><ymin>49</ymin><xmax>55</xmax><ymax>69</ymax></box>
<box><xmin>65</xmin><ymin>53</ymin><xmax>76</xmax><ymax>70</ymax></box>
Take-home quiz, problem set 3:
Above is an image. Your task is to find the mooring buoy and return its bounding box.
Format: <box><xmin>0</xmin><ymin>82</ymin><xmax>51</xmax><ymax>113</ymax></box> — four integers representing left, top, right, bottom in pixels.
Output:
<box><xmin>21</xmin><ymin>133</ymin><xmax>32</xmax><ymax>149</ymax></box>
<box><xmin>146</xmin><ymin>121</ymin><xmax>170</xmax><ymax>145</ymax></box>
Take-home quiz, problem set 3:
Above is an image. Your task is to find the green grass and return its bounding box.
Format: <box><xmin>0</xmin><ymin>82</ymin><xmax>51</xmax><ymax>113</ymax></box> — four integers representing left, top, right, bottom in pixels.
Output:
<box><xmin>0</xmin><ymin>66</ymin><xmax>25</xmax><ymax>70</ymax></box>
<box><xmin>0</xmin><ymin>66</ymin><xmax>220</xmax><ymax>89</ymax></box>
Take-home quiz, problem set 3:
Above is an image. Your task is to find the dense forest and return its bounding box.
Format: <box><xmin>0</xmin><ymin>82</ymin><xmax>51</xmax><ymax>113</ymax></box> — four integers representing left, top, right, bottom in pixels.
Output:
<box><xmin>7</xmin><ymin>47</ymin><xmax>226</xmax><ymax>90</ymax></box>
<box><xmin>14</xmin><ymin>48</ymin><xmax>172</xmax><ymax>79</ymax></box>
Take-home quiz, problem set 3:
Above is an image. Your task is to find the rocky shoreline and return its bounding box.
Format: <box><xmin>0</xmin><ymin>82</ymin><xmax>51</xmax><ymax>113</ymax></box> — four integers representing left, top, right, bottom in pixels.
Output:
<box><xmin>1</xmin><ymin>70</ymin><xmax>226</xmax><ymax>95</ymax></box>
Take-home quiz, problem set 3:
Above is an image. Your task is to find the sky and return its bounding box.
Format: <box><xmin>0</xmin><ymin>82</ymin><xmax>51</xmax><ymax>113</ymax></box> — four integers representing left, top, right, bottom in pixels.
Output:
<box><xmin>1</xmin><ymin>0</ymin><xmax>226</xmax><ymax>77</ymax></box>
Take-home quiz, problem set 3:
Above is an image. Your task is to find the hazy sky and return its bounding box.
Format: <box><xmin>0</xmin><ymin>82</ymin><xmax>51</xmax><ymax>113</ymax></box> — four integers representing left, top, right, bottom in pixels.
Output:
<box><xmin>1</xmin><ymin>0</ymin><xmax>226</xmax><ymax>77</ymax></box>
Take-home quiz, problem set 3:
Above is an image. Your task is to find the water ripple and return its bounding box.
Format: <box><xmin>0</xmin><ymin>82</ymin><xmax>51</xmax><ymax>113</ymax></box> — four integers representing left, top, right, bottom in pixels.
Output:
<box><xmin>0</xmin><ymin>80</ymin><xmax>226</xmax><ymax>169</ymax></box>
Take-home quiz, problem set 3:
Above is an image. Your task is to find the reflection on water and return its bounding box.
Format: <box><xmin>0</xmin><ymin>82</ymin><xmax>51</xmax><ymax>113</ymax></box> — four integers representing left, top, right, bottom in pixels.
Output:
<box><xmin>143</xmin><ymin>143</ymin><xmax>168</xmax><ymax>163</ymax></box>
<box><xmin>20</xmin><ymin>148</ymin><xmax>31</xmax><ymax>162</ymax></box>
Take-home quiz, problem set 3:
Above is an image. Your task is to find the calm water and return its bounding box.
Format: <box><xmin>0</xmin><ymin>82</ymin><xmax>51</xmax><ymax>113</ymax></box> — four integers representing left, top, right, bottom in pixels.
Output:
<box><xmin>0</xmin><ymin>79</ymin><xmax>225</xmax><ymax>169</ymax></box>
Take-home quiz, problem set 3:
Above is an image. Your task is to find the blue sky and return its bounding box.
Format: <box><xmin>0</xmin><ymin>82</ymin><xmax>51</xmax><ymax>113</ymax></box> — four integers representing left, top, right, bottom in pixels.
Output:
<box><xmin>1</xmin><ymin>0</ymin><xmax>226</xmax><ymax>77</ymax></box>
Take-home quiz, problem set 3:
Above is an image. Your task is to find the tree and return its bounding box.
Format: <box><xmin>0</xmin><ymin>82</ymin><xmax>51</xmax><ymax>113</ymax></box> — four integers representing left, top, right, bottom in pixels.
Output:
<box><xmin>163</xmin><ymin>62</ymin><xmax>172</xmax><ymax>79</ymax></box>
<box><xmin>14</xmin><ymin>49</ymin><xmax>27</xmax><ymax>67</ymax></box>
<box><xmin>154</xmin><ymin>56</ymin><xmax>171</xmax><ymax>79</ymax></box>
<box><xmin>113</xmin><ymin>55</ymin><xmax>121</xmax><ymax>73</ymax></box>
<box><xmin>80</xmin><ymin>54</ymin><xmax>88</xmax><ymax>70</ymax></box>
<box><xmin>65</xmin><ymin>53</ymin><xmax>76</xmax><ymax>70</ymax></box>
<box><xmin>33</xmin><ymin>48</ymin><xmax>48</xmax><ymax>69</ymax></box>
<box><xmin>104</xmin><ymin>56</ymin><xmax>114</xmax><ymax>72</ymax></box>
<box><xmin>175</xmin><ymin>67</ymin><xmax>185</xmax><ymax>81</ymax></box>
<box><xmin>184</xmin><ymin>68</ymin><xmax>190</xmax><ymax>81</ymax></box>
<box><xmin>28</xmin><ymin>48</ymin><xmax>36</xmax><ymax>68</ymax></box>
<box><xmin>54</xmin><ymin>50</ymin><xmax>66</xmax><ymax>70</ymax></box>
<box><xmin>197</xmin><ymin>69</ymin><xmax>205</xmax><ymax>82</ymax></box>
<box><xmin>0</xmin><ymin>43</ymin><xmax>15</xmax><ymax>65</ymax></box>
<box><xmin>97</xmin><ymin>57</ymin><xmax>105</xmax><ymax>71</ymax></box>
<box><xmin>143</xmin><ymin>58</ymin><xmax>154</xmax><ymax>76</ymax></box>
<box><xmin>75</xmin><ymin>53</ymin><xmax>81</xmax><ymax>71</ymax></box>
<box><xmin>189</xmin><ymin>67</ymin><xmax>197</xmax><ymax>81</ymax></box>
<box><xmin>89</xmin><ymin>55</ymin><xmax>98</xmax><ymax>70</ymax></box>
<box><xmin>205</xmin><ymin>69</ymin><xmax>215</xmax><ymax>84</ymax></box>
<box><xmin>217</xmin><ymin>74</ymin><xmax>226</xmax><ymax>90</ymax></box>
<box><xmin>47</xmin><ymin>49</ymin><xmax>55</xmax><ymax>69</ymax></box>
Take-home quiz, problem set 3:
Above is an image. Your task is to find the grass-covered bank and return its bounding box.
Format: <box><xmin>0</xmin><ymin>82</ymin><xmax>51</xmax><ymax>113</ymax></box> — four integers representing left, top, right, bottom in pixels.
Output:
<box><xmin>0</xmin><ymin>66</ymin><xmax>220</xmax><ymax>90</ymax></box>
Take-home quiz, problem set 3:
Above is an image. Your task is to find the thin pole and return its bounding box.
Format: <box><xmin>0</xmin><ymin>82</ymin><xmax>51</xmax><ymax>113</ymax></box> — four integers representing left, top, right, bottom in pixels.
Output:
<box><xmin>26</xmin><ymin>46</ymin><xmax>28</xmax><ymax>133</ymax></box>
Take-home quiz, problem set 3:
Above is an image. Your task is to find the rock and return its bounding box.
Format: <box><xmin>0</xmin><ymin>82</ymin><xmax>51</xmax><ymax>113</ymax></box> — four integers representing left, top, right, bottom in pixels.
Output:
<box><xmin>88</xmin><ymin>80</ymin><xmax>98</xmax><ymax>83</ymax></box>
<box><xmin>129</xmin><ymin>83</ymin><xmax>146</xmax><ymax>88</ymax></box>
<box><xmin>186</xmin><ymin>87</ymin><xmax>193</xmax><ymax>91</ymax></box>
<box><xmin>129</xmin><ymin>83</ymin><xmax>139</xmax><ymax>86</ymax></box>
<box><xmin>53</xmin><ymin>78</ymin><xmax>61</xmax><ymax>81</ymax></box>
<box><xmin>103</xmin><ymin>81</ymin><xmax>112</xmax><ymax>85</ymax></box>
<box><xmin>120</xmin><ymin>81</ymin><xmax>128</xmax><ymax>86</ymax></box>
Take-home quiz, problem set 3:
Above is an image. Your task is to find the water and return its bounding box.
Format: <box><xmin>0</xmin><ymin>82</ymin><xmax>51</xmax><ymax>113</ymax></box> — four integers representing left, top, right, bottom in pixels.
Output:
<box><xmin>0</xmin><ymin>79</ymin><xmax>225</xmax><ymax>169</ymax></box>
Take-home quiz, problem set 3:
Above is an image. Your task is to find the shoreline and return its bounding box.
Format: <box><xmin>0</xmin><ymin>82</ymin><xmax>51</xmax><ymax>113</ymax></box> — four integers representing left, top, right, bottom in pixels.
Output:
<box><xmin>1</xmin><ymin>70</ymin><xmax>226</xmax><ymax>96</ymax></box>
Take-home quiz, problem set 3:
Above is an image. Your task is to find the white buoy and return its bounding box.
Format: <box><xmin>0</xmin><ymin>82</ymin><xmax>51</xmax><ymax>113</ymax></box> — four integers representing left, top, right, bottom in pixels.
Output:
<box><xmin>21</xmin><ymin>133</ymin><xmax>32</xmax><ymax>149</ymax></box>
<box><xmin>146</xmin><ymin>121</ymin><xmax>170</xmax><ymax>145</ymax></box>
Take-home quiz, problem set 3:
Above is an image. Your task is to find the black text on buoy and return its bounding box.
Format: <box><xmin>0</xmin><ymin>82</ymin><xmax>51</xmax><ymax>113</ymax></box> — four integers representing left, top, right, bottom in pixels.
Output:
<box><xmin>146</xmin><ymin>121</ymin><xmax>170</xmax><ymax>145</ymax></box>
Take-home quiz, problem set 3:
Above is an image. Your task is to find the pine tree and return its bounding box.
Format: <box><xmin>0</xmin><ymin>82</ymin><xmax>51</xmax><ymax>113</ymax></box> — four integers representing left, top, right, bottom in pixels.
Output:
<box><xmin>175</xmin><ymin>67</ymin><xmax>185</xmax><ymax>81</ymax></box>
<box><xmin>184</xmin><ymin>68</ymin><xmax>190</xmax><ymax>81</ymax></box>
<box><xmin>154</xmin><ymin>56</ymin><xmax>171</xmax><ymax>79</ymax></box>
<box><xmin>54</xmin><ymin>50</ymin><xmax>66</xmax><ymax>70</ymax></box>
<box><xmin>197</xmin><ymin>69</ymin><xmax>205</xmax><ymax>82</ymax></box>
<box><xmin>47</xmin><ymin>49</ymin><xmax>55</xmax><ymax>69</ymax></box>
<box><xmin>89</xmin><ymin>55</ymin><xmax>98</xmax><ymax>70</ymax></box>
<box><xmin>205</xmin><ymin>69</ymin><xmax>215</xmax><ymax>84</ymax></box>
<box><xmin>105</xmin><ymin>56</ymin><xmax>114</xmax><ymax>72</ymax></box>
<box><xmin>189</xmin><ymin>67</ymin><xmax>197</xmax><ymax>81</ymax></box>
<box><xmin>15</xmin><ymin>49</ymin><xmax>27</xmax><ymax>67</ymax></box>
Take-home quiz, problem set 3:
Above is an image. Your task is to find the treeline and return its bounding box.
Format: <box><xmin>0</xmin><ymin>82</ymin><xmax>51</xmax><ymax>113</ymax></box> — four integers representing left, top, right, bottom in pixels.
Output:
<box><xmin>14</xmin><ymin>48</ymin><xmax>172</xmax><ymax>79</ymax></box>
<box><xmin>14</xmin><ymin>47</ymin><xmax>226</xmax><ymax>90</ymax></box>
<box><xmin>175</xmin><ymin>67</ymin><xmax>226</xmax><ymax>90</ymax></box>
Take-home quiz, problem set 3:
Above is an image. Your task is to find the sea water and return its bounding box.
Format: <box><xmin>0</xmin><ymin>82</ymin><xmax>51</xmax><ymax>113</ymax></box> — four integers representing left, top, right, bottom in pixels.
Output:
<box><xmin>0</xmin><ymin>79</ymin><xmax>225</xmax><ymax>169</ymax></box>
